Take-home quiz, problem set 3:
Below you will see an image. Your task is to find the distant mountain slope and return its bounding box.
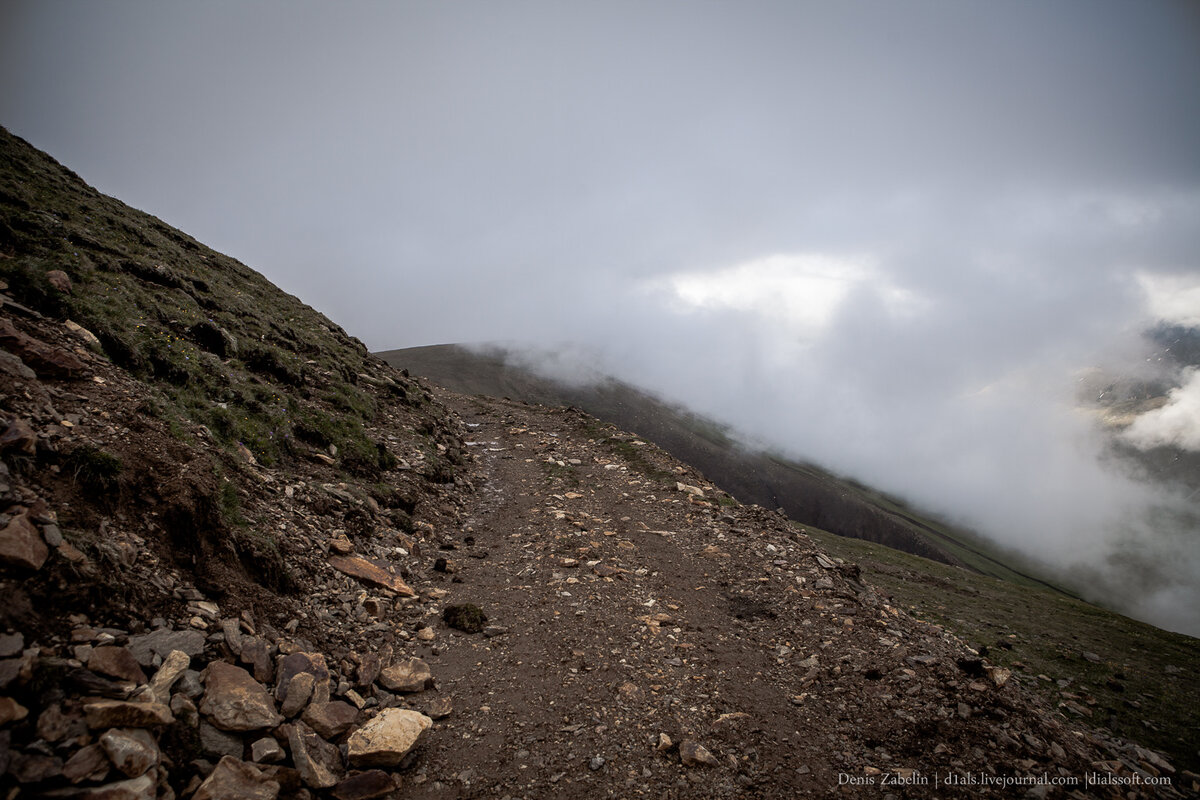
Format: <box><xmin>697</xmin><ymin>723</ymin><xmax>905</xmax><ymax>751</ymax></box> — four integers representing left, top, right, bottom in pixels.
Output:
<box><xmin>378</xmin><ymin>343</ymin><xmax>1058</xmax><ymax>590</ymax></box>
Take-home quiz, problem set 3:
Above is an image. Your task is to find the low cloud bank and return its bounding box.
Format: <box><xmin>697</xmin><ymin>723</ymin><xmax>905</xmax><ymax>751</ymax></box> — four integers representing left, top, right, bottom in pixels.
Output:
<box><xmin>498</xmin><ymin>251</ymin><xmax>1200</xmax><ymax>637</ymax></box>
<box><xmin>1122</xmin><ymin>368</ymin><xmax>1200</xmax><ymax>452</ymax></box>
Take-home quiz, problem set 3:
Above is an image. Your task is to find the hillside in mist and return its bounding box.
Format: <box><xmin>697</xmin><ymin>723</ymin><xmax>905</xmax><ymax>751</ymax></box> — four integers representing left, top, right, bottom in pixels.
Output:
<box><xmin>377</xmin><ymin>344</ymin><xmax>1057</xmax><ymax>589</ymax></box>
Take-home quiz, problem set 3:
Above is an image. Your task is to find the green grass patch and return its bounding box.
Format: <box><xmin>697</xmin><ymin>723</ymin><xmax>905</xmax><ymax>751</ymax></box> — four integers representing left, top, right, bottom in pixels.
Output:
<box><xmin>803</xmin><ymin>524</ymin><xmax>1200</xmax><ymax>773</ymax></box>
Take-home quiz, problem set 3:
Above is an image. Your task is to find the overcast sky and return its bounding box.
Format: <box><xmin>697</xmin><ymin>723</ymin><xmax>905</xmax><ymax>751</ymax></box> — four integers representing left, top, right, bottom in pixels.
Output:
<box><xmin>3</xmin><ymin>1</ymin><xmax>1199</xmax><ymax>633</ymax></box>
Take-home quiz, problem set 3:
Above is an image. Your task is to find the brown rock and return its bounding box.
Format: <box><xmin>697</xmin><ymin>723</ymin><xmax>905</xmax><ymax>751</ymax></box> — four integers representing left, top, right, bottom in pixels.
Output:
<box><xmin>200</xmin><ymin>662</ymin><xmax>282</xmax><ymax>732</ymax></box>
<box><xmin>378</xmin><ymin>658</ymin><xmax>430</xmax><ymax>693</ymax></box>
<box><xmin>680</xmin><ymin>739</ymin><xmax>719</xmax><ymax>767</ymax></box>
<box><xmin>221</xmin><ymin>618</ymin><xmax>245</xmax><ymax>656</ymax></box>
<box><xmin>193</xmin><ymin>755</ymin><xmax>280</xmax><ymax>800</ymax></box>
<box><xmin>83</xmin><ymin>699</ymin><xmax>173</xmax><ymax>728</ymax></box>
<box><xmin>88</xmin><ymin>646</ymin><xmax>148</xmax><ymax>684</ymax></box>
<box><xmin>329</xmin><ymin>533</ymin><xmax>354</xmax><ymax>555</ymax></box>
<box><xmin>327</xmin><ymin>555</ymin><xmax>416</xmax><ymax>597</ymax></box>
<box><xmin>65</xmin><ymin>319</ymin><xmax>102</xmax><ymax>348</ymax></box>
<box><xmin>63</xmin><ymin>742</ymin><xmax>110</xmax><ymax>783</ymax></box>
<box><xmin>250</xmin><ymin>736</ymin><xmax>285</xmax><ymax>764</ymax></box>
<box><xmin>126</xmin><ymin>628</ymin><xmax>205</xmax><ymax>668</ymax></box>
<box><xmin>46</xmin><ymin>269</ymin><xmax>72</xmax><ymax>293</ymax></box>
<box><xmin>0</xmin><ymin>350</ymin><xmax>36</xmax><ymax>380</ymax></box>
<box><xmin>0</xmin><ymin>695</ymin><xmax>28</xmax><ymax>725</ymax></box>
<box><xmin>198</xmin><ymin>720</ymin><xmax>244</xmax><ymax>758</ymax></box>
<box><xmin>0</xmin><ymin>419</ymin><xmax>36</xmax><ymax>455</ymax></box>
<box><xmin>37</xmin><ymin>703</ymin><xmax>87</xmax><ymax>743</ymax></box>
<box><xmin>0</xmin><ymin>512</ymin><xmax>49</xmax><ymax>570</ymax></box>
<box><xmin>280</xmin><ymin>671</ymin><xmax>315</xmax><ymax>718</ymax></box>
<box><xmin>356</xmin><ymin>653</ymin><xmax>382</xmax><ymax>688</ymax></box>
<box><xmin>426</xmin><ymin>695</ymin><xmax>452</xmax><ymax>720</ymax></box>
<box><xmin>346</xmin><ymin>708</ymin><xmax>432</xmax><ymax>767</ymax></box>
<box><xmin>0</xmin><ymin>633</ymin><xmax>22</xmax><ymax>658</ymax></box>
<box><xmin>80</xmin><ymin>772</ymin><xmax>157</xmax><ymax>799</ymax></box>
<box><xmin>332</xmin><ymin>769</ymin><xmax>397</xmax><ymax>800</ymax></box>
<box><xmin>99</xmin><ymin>728</ymin><xmax>159</xmax><ymax>777</ymax></box>
<box><xmin>276</xmin><ymin>652</ymin><xmax>329</xmax><ymax>706</ymax></box>
<box><xmin>147</xmin><ymin>649</ymin><xmax>191</xmax><ymax>703</ymax></box>
<box><xmin>8</xmin><ymin>751</ymin><xmax>62</xmax><ymax>783</ymax></box>
<box><xmin>301</xmin><ymin>701</ymin><xmax>359</xmax><ymax>740</ymax></box>
<box><xmin>239</xmin><ymin>636</ymin><xmax>274</xmax><ymax>683</ymax></box>
<box><xmin>286</xmin><ymin>721</ymin><xmax>340</xmax><ymax>789</ymax></box>
<box><xmin>0</xmin><ymin>318</ymin><xmax>86</xmax><ymax>378</ymax></box>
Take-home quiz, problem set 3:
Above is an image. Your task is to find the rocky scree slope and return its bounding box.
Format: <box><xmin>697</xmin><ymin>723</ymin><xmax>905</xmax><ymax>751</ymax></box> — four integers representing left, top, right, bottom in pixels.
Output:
<box><xmin>0</xmin><ymin>127</ymin><xmax>1193</xmax><ymax>798</ymax></box>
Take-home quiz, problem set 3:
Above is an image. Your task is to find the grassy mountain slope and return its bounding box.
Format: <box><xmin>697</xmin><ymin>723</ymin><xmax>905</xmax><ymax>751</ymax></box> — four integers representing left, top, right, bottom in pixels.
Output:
<box><xmin>804</xmin><ymin>525</ymin><xmax>1200</xmax><ymax>773</ymax></box>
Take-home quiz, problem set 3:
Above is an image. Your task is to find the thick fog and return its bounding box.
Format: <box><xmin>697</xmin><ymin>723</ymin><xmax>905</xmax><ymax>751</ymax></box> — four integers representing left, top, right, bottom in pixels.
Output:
<box><xmin>2</xmin><ymin>1</ymin><xmax>1199</xmax><ymax>633</ymax></box>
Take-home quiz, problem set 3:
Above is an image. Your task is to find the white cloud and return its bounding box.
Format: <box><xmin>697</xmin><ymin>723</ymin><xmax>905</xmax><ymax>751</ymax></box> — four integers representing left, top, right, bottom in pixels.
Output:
<box><xmin>1122</xmin><ymin>368</ymin><xmax>1200</xmax><ymax>452</ymax></box>
<box><xmin>1138</xmin><ymin>272</ymin><xmax>1200</xmax><ymax>328</ymax></box>
<box><xmin>645</xmin><ymin>252</ymin><xmax>927</xmax><ymax>338</ymax></box>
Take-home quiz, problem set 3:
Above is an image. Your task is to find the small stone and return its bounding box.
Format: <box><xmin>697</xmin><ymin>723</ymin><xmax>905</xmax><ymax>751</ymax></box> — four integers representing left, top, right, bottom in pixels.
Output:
<box><xmin>0</xmin><ymin>512</ymin><xmax>49</xmax><ymax>570</ymax></box>
<box><xmin>286</xmin><ymin>721</ymin><xmax>339</xmax><ymax>789</ymax></box>
<box><xmin>84</xmin><ymin>699</ymin><xmax>173</xmax><ymax>729</ymax></box>
<box><xmin>426</xmin><ymin>695</ymin><xmax>452</xmax><ymax>720</ymax></box>
<box><xmin>251</xmin><ymin>737</ymin><xmax>284</xmax><ymax>764</ymax></box>
<box><xmin>79</xmin><ymin>772</ymin><xmax>157</xmax><ymax>799</ymax></box>
<box><xmin>63</xmin><ymin>742</ymin><xmax>110</xmax><ymax>783</ymax></box>
<box><xmin>8</xmin><ymin>751</ymin><xmax>63</xmax><ymax>783</ymax></box>
<box><xmin>100</xmin><ymin>728</ymin><xmax>160</xmax><ymax>777</ymax></box>
<box><xmin>356</xmin><ymin>653</ymin><xmax>382</xmax><ymax>688</ymax></box>
<box><xmin>332</xmin><ymin>769</ymin><xmax>397</xmax><ymax>800</ymax></box>
<box><xmin>986</xmin><ymin>666</ymin><xmax>1012</xmax><ymax>688</ymax></box>
<box><xmin>200</xmin><ymin>662</ymin><xmax>282</xmax><ymax>732</ymax></box>
<box><xmin>482</xmin><ymin>625</ymin><xmax>509</xmax><ymax>638</ymax></box>
<box><xmin>239</xmin><ymin>637</ymin><xmax>274</xmax><ymax>683</ymax></box>
<box><xmin>198</xmin><ymin>721</ymin><xmax>244</xmax><ymax>758</ymax></box>
<box><xmin>0</xmin><ymin>696</ymin><xmax>29</xmax><ymax>725</ymax></box>
<box><xmin>442</xmin><ymin>603</ymin><xmax>487</xmax><ymax>633</ymax></box>
<box><xmin>655</xmin><ymin>733</ymin><xmax>673</xmax><ymax>752</ymax></box>
<box><xmin>193</xmin><ymin>755</ymin><xmax>280</xmax><ymax>800</ymax></box>
<box><xmin>176</xmin><ymin>669</ymin><xmax>204</xmax><ymax>699</ymax></box>
<box><xmin>88</xmin><ymin>646</ymin><xmax>148</xmax><ymax>684</ymax></box>
<box><xmin>148</xmin><ymin>649</ymin><xmax>191</xmax><ymax>703</ymax></box>
<box><xmin>41</xmin><ymin>523</ymin><xmax>63</xmax><ymax>547</ymax></box>
<box><xmin>328</xmin><ymin>555</ymin><xmax>416</xmax><ymax>597</ymax></box>
<box><xmin>0</xmin><ymin>633</ymin><xmax>23</xmax><ymax>658</ymax></box>
<box><xmin>680</xmin><ymin>740</ymin><xmax>719</xmax><ymax>767</ymax></box>
<box><xmin>65</xmin><ymin>319</ymin><xmax>102</xmax><ymax>348</ymax></box>
<box><xmin>275</xmin><ymin>652</ymin><xmax>330</xmax><ymax>705</ymax></box>
<box><xmin>1082</xmin><ymin>651</ymin><xmax>1102</xmax><ymax>664</ymax></box>
<box><xmin>170</xmin><ymin>694</ymin><xmax>199</xmax><ymax>727</ymax></box>
<box><xmin>302</xmin><ymin>701</ymin><xmax>359</xmax><ymax>740</ymax></box>
<box><xmin>346</xmin><ymin>708</ymin><xmax>433</xmax><ymax>767</ymax></box>
<box><xmin>329</xmin><ymin>534</ymin><xmax>354</xmax><ymax>555</ymax></box>
<box><xmin>37</xmin><ymin>703</ymin><xmax>86</xmax><ymax>742</ymax></box>
<box><xmin>378</xmin><ymin>658</ymin><xmax>431</xmax><ymax>693</ymax></box>
<box><xmin>0</xmin><ymin>419</ymin><xmax>37</xmax><ymax>455</ymax></box>
<box><xmin>126</xmin><ymin>629</ymin><xmax>205</xmax><ymax>668</ymax></box>
<box><xmin>588</xmin><ymin>756</ymin><xmax>605</xmax><ymax>771</ymax></box>
<box><xmin>221</xmin><ymin>619</ymin><xmax>244</xmax><ymax>657</ymax></box>
<box><xmin>280</xmin><ymin>671</ymin><xmax>315</xmax><ymax>718</ymax></box>
<box><xmin>416</xmin><ymin>627</ymin><xmax>435</xmax><ymax>642</ymax></box>
<box><xmin>45</xmin><ymin>269</ymin><xmax>72</xmax><ymax>293</ymax></box>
